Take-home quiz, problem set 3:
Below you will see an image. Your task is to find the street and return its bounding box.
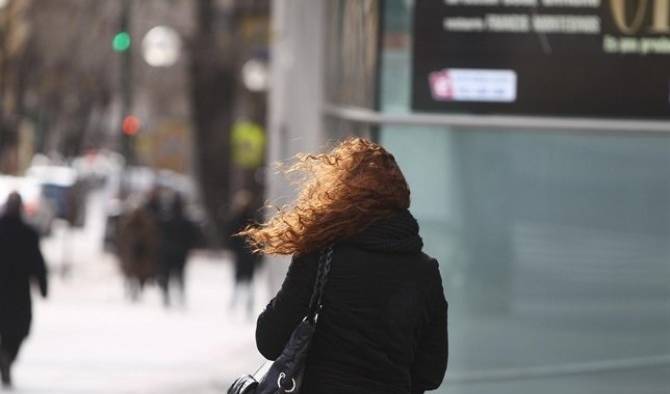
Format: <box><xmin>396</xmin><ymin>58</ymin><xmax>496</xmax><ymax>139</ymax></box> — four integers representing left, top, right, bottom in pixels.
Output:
<box><xmin>10</xmin><ymin>192</ymin><xmax>266</xmax><ymax>394</ymax></box>
<box><xmin>10</xmin><ymin>189</ymin><xmax>669</xmax><ymax>394</ymax></box>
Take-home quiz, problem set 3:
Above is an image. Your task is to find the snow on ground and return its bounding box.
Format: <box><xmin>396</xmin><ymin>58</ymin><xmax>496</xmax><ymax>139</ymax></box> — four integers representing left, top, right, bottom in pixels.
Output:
<box><xmin>8</xmin><ymin>192</ymin><xmax>267</xmax><ymax>394</ymax></box>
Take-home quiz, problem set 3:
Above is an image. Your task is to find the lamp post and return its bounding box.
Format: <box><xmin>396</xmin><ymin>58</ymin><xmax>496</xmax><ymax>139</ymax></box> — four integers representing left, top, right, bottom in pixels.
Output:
<box><xmin>116</xmin><ymin>0</ymin><xmax>134</xmax><ymax>165</ymax></box>
<box><xmin>0</xmin><ymin>0</ymin><xmax>9</xmax><ymax>114</ymax></box>
<box><xmin>0</xmin><ymin>0</ymin><xmax>10</xmax><ymax>160</ymax></box>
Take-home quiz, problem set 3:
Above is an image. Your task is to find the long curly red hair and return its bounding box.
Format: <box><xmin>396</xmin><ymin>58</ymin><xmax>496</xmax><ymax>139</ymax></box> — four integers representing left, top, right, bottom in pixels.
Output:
<box><xmin>239</xmin><ymin>138</ymin><xmax>410</xmax><ymax>255</ymax></box>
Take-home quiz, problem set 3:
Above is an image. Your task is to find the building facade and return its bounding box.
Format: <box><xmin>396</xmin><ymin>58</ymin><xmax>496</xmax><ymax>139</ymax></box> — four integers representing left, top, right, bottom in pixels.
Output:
<box><xmin>268</xmin><ymin>1</ymin><xmax>670</xmax><ymax>392</ymax></box>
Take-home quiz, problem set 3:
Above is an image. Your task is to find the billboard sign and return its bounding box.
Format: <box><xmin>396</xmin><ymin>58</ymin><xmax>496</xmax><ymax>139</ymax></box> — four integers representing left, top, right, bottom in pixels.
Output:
<box><xmin>413</xmin><ymin>0</ymin><xmax>670</xmax><ymax>120</ymax></box>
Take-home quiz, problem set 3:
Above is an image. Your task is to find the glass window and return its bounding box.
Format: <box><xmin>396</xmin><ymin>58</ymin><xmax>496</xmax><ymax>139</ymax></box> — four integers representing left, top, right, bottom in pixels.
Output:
<box><xmin>324</xmin><ymin>0</ymin><xmax>380</xmax><ymax>109</ymax></box>
<box><xmin>380</xmin><ymin>1</ymin><xmax>670</xmax><ymax>393</ymax></box>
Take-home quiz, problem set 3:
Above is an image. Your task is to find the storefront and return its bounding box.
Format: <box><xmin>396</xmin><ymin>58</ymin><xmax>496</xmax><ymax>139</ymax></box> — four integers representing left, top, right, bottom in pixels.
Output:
<box><xmin>269</xmin><ymin>1</ymin><xmax>670</xmax><ymax>392</ymax></box>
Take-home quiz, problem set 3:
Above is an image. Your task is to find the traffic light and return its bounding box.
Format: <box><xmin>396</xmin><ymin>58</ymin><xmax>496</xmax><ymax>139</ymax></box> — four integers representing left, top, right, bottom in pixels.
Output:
<box><xmin>122</xmin><ymin>115</ymin><xmax>140</xmax><ymax>135</ymax></box>
<box><xmin>112</xmin><ymin>31</ymin><xmax>131</xmax><ymax>52</ymax></box>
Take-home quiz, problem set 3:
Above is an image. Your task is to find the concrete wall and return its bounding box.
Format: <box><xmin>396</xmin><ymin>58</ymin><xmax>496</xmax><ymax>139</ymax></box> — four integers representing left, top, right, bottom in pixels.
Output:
<box><xmin>264</xmin><ymin>0</ymin><xmax>327</xmax><ymax>293</ymax></box>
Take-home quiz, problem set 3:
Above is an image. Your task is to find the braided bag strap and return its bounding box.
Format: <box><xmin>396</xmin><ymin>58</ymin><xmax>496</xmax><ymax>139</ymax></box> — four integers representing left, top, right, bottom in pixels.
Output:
<box><xmin>307</xmin><ymin>245</ymin><xmax>334</xmax><ymax>322</ymax></box>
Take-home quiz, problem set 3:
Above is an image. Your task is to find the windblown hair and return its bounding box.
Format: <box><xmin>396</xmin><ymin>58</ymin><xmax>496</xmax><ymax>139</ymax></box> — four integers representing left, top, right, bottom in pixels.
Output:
<box><xmin>239</xmin><ymin>138</ymin><xmax>410</xmax><ymax>255</ymax></box>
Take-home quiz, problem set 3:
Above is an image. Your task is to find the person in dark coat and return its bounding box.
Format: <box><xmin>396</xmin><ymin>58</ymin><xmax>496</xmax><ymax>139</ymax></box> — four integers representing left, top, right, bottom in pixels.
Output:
<box><xmin>157</xmin><ymin>193</ymin><xmax>197</xmax><ymax>307</ymax></box>
<box><xmin>0</xmin><ymin>192</ymin><xmax>48</xmax><ymax>388</ymax></box>
<box><xmin>117</xmin><ymin>203</ymin><xmax>159</xmax><ymax>301</ymax></box>
<box><xmin>240</xmin><ymin>138</ymin><xmax>448</xmax><ymax>394</ymax></box>
<box><xmin>228</xmin><ymin>190</ymin><xmax>261</xmax><ymax>316</ymax></box>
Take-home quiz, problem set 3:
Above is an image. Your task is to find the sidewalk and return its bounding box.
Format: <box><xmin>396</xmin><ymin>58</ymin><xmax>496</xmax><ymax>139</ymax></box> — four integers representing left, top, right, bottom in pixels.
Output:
<box><xmin>11</xmin><ymin>247</ymin><xmax>267</xmax><ymax>394</ymax></box>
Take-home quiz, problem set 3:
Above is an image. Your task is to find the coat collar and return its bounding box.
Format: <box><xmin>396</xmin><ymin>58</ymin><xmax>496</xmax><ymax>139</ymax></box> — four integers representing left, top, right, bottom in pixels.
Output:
<box><xmin>344</xmin><ymin>209</ymin><xmax>423</xmax><ymax>254</ymax></box>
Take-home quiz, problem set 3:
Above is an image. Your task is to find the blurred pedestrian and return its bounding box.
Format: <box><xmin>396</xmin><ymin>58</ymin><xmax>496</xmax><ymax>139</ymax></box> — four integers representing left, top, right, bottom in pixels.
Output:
<box><xmin>157</xmin><ymin>193</ymin><xmax>197</xmax><ymax>307</ymax></box>
<box><xmin>240</xmin><ymin>138</ymin><xmax>448</xmax><ymax>394</ymax></box>
<box><xmin>117</xmin><ymin>198</ymin><xmax>159</xmax><ymax>301</ymax></box>
<box><xmin>0</xmin><ymin>192</ymin><xmax>48</xmax><ymax>388</ymax></box>
<box><xmin>227</xmin><ymin>190</ymin><xmax>261</xmax><ymax>317</ymax></box>
<box><xmin>144</xmin><ymin>186</ymin><xmax>162</xmax><ymax>218</ymax></box>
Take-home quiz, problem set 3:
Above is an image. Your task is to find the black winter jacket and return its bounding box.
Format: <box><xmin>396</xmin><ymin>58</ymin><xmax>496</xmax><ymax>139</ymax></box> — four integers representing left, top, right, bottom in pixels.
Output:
<box><xmin>0</xmin><ymin>216</ymin><xmax>48</xmax><ymax>338</ymax></box>
<box><xmin>256</xmin><ymin>209</ymin><xmax>448</xmax><ymax>394</ymax></box>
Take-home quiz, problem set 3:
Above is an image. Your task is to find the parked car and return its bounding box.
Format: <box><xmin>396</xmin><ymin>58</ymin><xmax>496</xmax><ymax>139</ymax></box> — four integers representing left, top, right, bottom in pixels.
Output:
<box><xmin>0</xmin><ymin>175</ymin><xmax>56</xmax><ymax>236</ymax></box>
<box><xmin>26</xmin><ymin>165</ymin><xmax>87</xmax><ymax>227</ymax></box>
<box><xmin>72</xmin><ymin>149</ymin><xmax>124</xmax><ymax>190</ymax></box>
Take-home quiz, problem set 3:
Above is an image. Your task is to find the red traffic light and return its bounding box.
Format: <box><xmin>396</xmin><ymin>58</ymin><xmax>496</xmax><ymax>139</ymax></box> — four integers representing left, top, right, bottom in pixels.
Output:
<box><xmin>122</xmin><ymin>115</ymin><xmax>140</xmax><ymax>135</ymax></box>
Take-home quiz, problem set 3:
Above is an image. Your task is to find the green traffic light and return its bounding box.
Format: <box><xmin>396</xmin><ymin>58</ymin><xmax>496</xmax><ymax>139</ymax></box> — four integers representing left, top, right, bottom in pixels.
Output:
<box><xmin>112</xmin><ymin>32</ymin><xmax>131</xmax><ymax>52</ymax></box>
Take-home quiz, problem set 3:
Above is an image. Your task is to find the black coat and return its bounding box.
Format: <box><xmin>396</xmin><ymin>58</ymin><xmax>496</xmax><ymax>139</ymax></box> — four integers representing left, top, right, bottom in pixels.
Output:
<box><xmin>256</xmin><ymin>210</ymin><xmax>448</xmax><ymax>394</ymax></box>
<box><xmin>228</xmin><ymin>208</ymin><xmax>261</xmax><ymax>282</ymax></box>
<box><xmin>158</xmin><ymin>214</ymin><xmax>197</xmax><ymax>272</ymax></box>
<box><xmin>0</xmin><ymin>216</ymin><xmax>48</xmax><ymax>338</ymax></box>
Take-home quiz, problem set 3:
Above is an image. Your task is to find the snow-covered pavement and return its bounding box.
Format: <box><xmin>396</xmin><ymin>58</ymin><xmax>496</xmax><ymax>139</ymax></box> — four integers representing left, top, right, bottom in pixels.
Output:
<box><xmin>8</xmin><ymin>193</ymin><xmax>267</xmax><ymax>394</ymax></box>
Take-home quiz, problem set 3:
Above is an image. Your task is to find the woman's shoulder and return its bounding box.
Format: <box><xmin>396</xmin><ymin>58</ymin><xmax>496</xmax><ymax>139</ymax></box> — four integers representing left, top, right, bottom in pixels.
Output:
<box><xmin>286</xmin><ymin>250</ymin><xmax>321</xmax><ymax>277</ymax></box>
<box><xmin>334</xmin><ymin>242</ymin><xmax>440</xmax><ymax>276</ymax></box>
<box><xmin>291</xmin><ymin>250</ymin><xmax>321</xmax><ymax>266</ymax></box>
<box><xmin>418</xmin><ymin>251</ymin><xmax>440</xmax><ymax>271</ymax></box>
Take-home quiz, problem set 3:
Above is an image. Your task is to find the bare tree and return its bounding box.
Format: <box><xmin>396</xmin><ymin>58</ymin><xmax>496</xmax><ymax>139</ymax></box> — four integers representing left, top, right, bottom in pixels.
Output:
<box><xmin>23</xmin><ymin>0</ymin><xmax>117</xmax><ymax>156</ymax></box>
<box><xmin>188</xmin><ymin>0</ymin><xmax>268</xmax><ymax>243</ymax></box>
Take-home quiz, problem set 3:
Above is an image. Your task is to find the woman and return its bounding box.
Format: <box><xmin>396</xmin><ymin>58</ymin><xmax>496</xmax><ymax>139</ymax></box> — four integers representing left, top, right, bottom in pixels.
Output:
<box><xmin>0</xmin><ymin>192</ymin><xmax>48</xmax><ymax>388</ymax></box>
<box><xmin>117</xmin><ymin>198</ymin><xmax>159</xmax><ymax>301</ymax></box>
<box><xmin>157</xmin><ymin>193</ymin><xmax>197</xmax><ymax>307</ymax></box>
<box><xmin>227</xmin><ymin>190</ymin><xmax>262</xmax><ymax>317</ymax></box>
<box><xmin>241</xmin><ymin>138</ymin><xmax>448</xmax><ymax>394</ymax></box>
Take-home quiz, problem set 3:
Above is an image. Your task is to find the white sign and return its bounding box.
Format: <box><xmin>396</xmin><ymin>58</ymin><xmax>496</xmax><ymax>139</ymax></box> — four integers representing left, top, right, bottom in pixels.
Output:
<box><xmin>429</xmin><ymin>68</ymin><xmax>517</xmax><ymax>102</ymax></box>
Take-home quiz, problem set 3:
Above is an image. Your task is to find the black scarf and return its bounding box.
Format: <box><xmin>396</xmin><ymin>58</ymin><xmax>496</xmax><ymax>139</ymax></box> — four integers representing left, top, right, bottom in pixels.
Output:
<box><xmin>345</xmin><ymin>209</ymin><xmax>423</xmax><ymax>253</ymax></box>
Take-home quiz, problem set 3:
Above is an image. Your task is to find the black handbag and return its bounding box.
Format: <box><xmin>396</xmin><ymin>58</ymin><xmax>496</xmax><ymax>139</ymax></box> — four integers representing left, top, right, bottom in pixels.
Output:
<box><xmin>228</xmin><ymin>246</ymin><xmax>334</xmax><ymax>394</ymax></box>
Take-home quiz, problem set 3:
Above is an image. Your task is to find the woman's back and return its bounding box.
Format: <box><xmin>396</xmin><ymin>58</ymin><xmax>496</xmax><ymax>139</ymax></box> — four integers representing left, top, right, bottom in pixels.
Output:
<box><xmin>256</xmin><ymin>210</ymin><xmax>448</xmax><ymax>394</ymax></box>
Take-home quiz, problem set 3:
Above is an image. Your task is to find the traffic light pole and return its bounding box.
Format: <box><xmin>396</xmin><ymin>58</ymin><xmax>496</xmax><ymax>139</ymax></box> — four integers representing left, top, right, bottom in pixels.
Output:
<box><xmin>119</xmin><ymin>0</ymin><xmax>134</xmax><ymax>165</ymax></box>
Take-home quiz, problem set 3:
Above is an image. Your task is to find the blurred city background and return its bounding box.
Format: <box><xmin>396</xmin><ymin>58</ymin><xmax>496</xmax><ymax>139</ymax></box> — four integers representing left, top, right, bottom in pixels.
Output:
<box><xmin>1</xmin><ymin>0</ymin><xmax>670</xmax><ymax>393</ymax></box>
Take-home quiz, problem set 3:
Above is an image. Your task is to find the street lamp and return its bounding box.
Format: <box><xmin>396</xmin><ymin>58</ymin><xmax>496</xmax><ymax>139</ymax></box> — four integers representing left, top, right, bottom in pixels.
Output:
<box><xmin>241</xmin><ymin>59</ymin><xmax>269</xmax><ymax>92</ymax></box>
<box><xmin>142</xmin><ymin>26</ymin><xmax>180</xmax><ymax>67</ymax></box>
